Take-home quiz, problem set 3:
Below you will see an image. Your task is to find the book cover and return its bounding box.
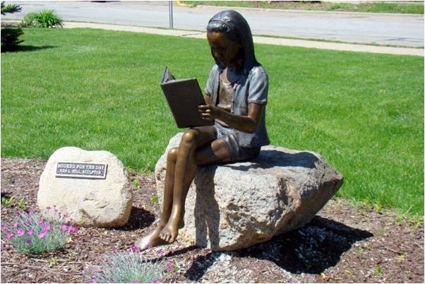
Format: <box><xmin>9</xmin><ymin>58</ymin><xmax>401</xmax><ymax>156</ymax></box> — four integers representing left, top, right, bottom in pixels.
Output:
<box><xmin>160</xmin><ymin>67</ymin><xmax>214</xmax><ymax>128</ymax></box>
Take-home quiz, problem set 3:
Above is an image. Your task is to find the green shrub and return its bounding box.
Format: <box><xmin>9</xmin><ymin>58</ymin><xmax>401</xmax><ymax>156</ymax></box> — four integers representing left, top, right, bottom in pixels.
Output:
<box><xmin>21</xmin><ymin>10</ymin><xmax>63</xmax><ymax>28</ymax></box>
<box><xmin>1</xmin><ymin>27</ymin><xmax>24</xmax><ymax>51</ymax></box>
<box><xmin>88</xmin><ymin>247</ymin><xmax>178</xmax><ymax>283</ymax></box>
<box><xmin>1</xmin><ymin>1</ymin><xmax>21</xmax><ymax>14</ymax></box>
<box><xmin>1</xmin><ymin>1</ymin><xmax>24</xmax><ymax>51</ymax></box>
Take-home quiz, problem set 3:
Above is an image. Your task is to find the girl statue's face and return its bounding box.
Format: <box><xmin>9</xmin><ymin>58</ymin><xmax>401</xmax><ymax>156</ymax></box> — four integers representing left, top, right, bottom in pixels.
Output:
<box><xmin>207</xmin><ymin>32</ymin><xmax>241</xmax><ymax>68</ymax></box>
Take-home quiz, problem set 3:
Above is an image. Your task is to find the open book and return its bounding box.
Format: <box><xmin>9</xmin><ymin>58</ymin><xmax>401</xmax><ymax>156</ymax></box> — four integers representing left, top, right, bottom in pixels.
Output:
<box><xmin>160</xmin><ymin>67</ymin><xmax>214</xmax><ymax>128</ymax></box>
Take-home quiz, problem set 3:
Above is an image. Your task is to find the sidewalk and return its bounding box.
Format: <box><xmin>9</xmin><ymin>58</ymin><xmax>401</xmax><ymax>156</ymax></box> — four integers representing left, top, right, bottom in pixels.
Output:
<box><xmin>64</xmin><ymin>22</ymin><xmax>424</xmax><ymax>57</ymax></box>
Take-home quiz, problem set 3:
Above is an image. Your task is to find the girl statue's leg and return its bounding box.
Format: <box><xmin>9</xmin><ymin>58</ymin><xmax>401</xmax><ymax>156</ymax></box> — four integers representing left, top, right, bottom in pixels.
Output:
<box><xmin>134</xmin><ymin>147</ymin><xmax>179</xmax><ymax>250</ymax></box>
<box><xmin>135</xmin><ymin>126</ymin><xmax>229</xmax><ymax>249</ymax></box>
<box><xmin>160</xmin><ymin>130</ymin><xmax>199</xmax><ymax>243</ymax></box>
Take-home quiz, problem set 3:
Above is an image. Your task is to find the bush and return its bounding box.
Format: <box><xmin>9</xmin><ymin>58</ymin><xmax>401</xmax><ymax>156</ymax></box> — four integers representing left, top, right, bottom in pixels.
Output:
<box><xmin>88</xmin><ymin>246</ymin><xmax>178</xmax><ymax>283</ymax></box>
<box><xmin>1</xmin><ymin>27</ymin><xmax>23</xmax><ymax>51</ymax></box>
<box><xmin>21</xmin><ymin>10</ymin><xmax>63</xmax><ymax>28</ymax></box>
<box><xmin>1</xmin><ymin>1</ymin><xmax>23</xmax><ymax>51</ymax></box>
<box><xmin>1</xmin><ymin>207</ymin><xmax>78</xmax><ymax>254</ymax></box>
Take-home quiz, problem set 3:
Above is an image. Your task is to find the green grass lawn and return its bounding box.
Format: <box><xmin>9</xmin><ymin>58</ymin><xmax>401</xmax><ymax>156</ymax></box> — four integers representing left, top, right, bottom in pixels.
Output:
<box><xmin>1</xmin><ymin>28</ymin><xmax>423</xmax><ymax>216</ymax></box>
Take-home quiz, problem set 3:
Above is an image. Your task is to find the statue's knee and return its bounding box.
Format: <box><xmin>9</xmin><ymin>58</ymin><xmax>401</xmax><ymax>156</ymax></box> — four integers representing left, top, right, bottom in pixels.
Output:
<box><xmin>181</xmin><ymin>129</ymin><xmax>198</xmax><ymax>146</ymax></box>
<box><xmin>167</xmin><ymin>147</ymin><xmax>179</xmax><ymax>162</ymax></box>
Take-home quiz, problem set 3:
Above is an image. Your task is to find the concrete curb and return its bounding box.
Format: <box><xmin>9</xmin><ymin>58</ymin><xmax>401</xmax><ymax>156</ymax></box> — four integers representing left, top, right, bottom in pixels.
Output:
<box><xmin>64</xmin><ymin>22</ymin><xmax>424</xmax><ymax>57</ymax></box>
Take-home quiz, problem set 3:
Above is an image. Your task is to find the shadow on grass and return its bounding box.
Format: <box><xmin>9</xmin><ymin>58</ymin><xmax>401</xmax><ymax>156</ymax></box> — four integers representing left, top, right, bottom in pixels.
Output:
<box><xmin>182</xmin><ymin>216</ymin><xmax>373</xmax><ymax>280</ymax></box>
<box><xmin>2</xmin><ymin>45</ymin><xmax>56</xmax><ymax>53</ymax></box>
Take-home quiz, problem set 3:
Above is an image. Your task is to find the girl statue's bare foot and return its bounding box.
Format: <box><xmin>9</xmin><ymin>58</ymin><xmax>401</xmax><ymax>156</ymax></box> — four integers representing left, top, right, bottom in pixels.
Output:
<box><xmin>135</xmin><ymin>226</ymin><xmax>168</xmax><ymax>251</ymax></box>
<box><xmin>160</xmin><ymin>218</ymin><xmax>180</xmax><ymax>243</ymax></box>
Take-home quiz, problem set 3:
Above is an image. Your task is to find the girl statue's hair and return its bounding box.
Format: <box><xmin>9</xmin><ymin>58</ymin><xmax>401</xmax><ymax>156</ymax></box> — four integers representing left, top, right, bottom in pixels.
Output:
<box><xmin>206</xmin><ymin>10</ymin><xmax>259</xmax><ymax>72</ymax></box>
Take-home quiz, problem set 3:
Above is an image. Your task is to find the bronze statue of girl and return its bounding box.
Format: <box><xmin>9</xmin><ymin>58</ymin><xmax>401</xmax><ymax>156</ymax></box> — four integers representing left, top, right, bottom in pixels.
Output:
<box><xmin>136</xmin><ymin>9</ymin><xmax>270</xmax><ymax>250</ymax></box>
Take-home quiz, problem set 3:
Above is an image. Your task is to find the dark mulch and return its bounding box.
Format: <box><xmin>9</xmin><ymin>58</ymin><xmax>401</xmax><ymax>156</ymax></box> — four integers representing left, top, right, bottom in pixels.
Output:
<box><xmin>1</xmin><ymin>158</ymin><xmax>423</xmax><ymax>283</ymax></box>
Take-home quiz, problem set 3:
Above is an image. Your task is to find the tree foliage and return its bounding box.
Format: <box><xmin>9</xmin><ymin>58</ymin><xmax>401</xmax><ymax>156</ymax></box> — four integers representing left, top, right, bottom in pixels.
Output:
<box><xmin>1</xmin><ymin>1</ymin><xmax>22</xmax><ymax>15</ymax></box>
<box><xmin>1</xmin><ymin>1</ymin><xmax>24</xmax><ymax>52</ymax></box>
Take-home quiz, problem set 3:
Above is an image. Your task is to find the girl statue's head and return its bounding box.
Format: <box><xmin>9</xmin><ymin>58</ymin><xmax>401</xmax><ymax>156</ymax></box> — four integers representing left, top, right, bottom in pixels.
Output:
<box><xmin>206</xmin><ymin>10</ymin><xmax>259</xmax><ymax>72</ymax></box>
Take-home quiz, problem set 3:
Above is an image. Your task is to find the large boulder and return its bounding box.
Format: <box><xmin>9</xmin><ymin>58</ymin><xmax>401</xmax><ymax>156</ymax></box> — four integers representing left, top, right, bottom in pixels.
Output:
<box><xmin>155</xmin><ymin>133</ymin><xmax>343</xmax><ymax>251</ymax></box>
<box><xmin>38</xmin><ymin>147</ymin><xmax>134</xmax><ymax>227</ymax></box>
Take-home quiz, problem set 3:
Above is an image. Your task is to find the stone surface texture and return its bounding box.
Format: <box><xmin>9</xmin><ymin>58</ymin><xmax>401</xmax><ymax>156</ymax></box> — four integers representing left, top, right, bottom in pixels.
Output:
<box><xmin>38</xmin><ymin>146</ymin><xmax>134</xmax><ymax>227</ymax></box>
<box><xmin>155</xmin><ymin>133</ymin><xmax>343</xmax><ymax>251</ymax></box>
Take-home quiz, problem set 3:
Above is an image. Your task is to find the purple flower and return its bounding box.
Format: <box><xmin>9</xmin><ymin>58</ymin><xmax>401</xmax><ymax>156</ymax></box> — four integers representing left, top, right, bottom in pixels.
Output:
<box><xmin>167</xmin><ymin>260</ymin><xmax>175</xmax><ymax>272</ymax></box>
<box><xmin>17</xmin><ymin>229</ymin><xmax>25</xmax><ymax>236</ymax></box>
<box><xmin>42</xmin><ymin>223</ymin><xmax>51</xmax><ymax>231</ymax></box>
<box><xmin>46</xmin><ymin>206</ymin><xmax>51</xmax><ymax>211</ymax></box>
<box><xmin>150</xmin><ymin>280</ymin><xmax>160</xmax><ymax>283</ymax></box>
<box><xmin>6</xmin><ymin>233</ymin><xmax>13</xmax><ymax>239</ymax></box>
<box><xmin>3</xmin><ymin>225</ymin><xmax>8</xmax><ymax>230</ymax></box>
<box><xmin>25</xmin><ymin>239</ymin><xmax>32</xmax><ymax>246</ymax></box>
<box><xmin>38</xmin><ymin>231</ymin><xmax>47</xmax><ymax>239</ymax></box>
<box><xmin>67</xmin><ymin>225</ymin><xmax>78</xmax><ymax>233</ymax></box>
<box><xmin>27</xmin><ymin>230</ymin><xmax>33</xmax><ymax>236</ymax></box>
<box><xmin>60</xmin><ymin>224</ymin><xmax>68</xmax><ymax>231</ymax></box>
<box><xmin>128</xmin><ymin>246</ymin><xmax>140</xmax><ymax>253</ymax></box>
<box><xmin>92</xmin><ymin>279</ymin><xmax>97</xmax><ymax>283</ymax></box>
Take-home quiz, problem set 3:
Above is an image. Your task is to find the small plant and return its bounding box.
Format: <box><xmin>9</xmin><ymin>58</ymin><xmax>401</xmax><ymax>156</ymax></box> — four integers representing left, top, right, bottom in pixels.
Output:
<box><xmin>150</xmin><ymin>195</ymin><xmax>159</xmax><ymax>204</ymax></box>
<box><xmin>89</xmin><ymin>246</ymin><xmax>178</xmax><ymax>283</ymax></box>
<box><xmin>21</xmin><ymin>9</ymin><xmax>63</xmax><ymax>28</ymax></box>
<box><xmin>1</xmin><ymin>207</ymin><xmax>78</xmax><ymax>254</ymax></box>
<box><xmin>1</xmin><ymin>195</ymin><xmax>15</xmax><ymax>207</ymax></box>
<box><xmin>17</xmin><ymin>198</ymin><xmax>27</xmax><ymax>209</ymax></box>
<box><xmin>132</xmin><ymin>178</ymin><xmax>140</xmax><ymax>189</ymax></box>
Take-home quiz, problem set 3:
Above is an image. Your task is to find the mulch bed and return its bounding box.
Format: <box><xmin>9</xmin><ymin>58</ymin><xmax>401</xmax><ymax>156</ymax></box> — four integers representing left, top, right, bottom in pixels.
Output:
<box><xmin>1</xmin><ymin>157</ymin><xmax>423</xmax><ymax>283</ymax></box>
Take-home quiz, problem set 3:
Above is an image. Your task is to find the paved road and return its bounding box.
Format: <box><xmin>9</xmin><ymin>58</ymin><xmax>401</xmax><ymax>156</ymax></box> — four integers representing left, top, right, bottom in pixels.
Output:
<box><xmin>7</xmin><ymin>1</ymin><xmax>424</xmax><ymax>48</ymax></box>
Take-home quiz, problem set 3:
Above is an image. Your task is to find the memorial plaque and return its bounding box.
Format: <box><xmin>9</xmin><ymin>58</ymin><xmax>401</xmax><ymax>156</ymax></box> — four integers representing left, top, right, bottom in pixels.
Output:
<box><xmin>55</xmin><ymin>162</ymin><xmax>108</xmax><ymax>179</ymax></box>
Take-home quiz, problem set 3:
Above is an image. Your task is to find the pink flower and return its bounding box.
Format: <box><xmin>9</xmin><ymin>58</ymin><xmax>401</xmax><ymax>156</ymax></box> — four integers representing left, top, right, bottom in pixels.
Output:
<box><xmin>17</xmin><ymin>229</ymin><xmax>25</xmax><ymax>236</ymax></box>
<box><xmin>38</xmin><ymin>219</ymin><xmax>44</xmax><ymax>224</ymax></box>
<box><xmin>42</xmin><ymin>223</ymin><xmax>50</xmax><ymax>231</ymax></box>
<box><xmin>27</xmin><ymin>230</ymin><xmax>33</xmax><ymax>236</ymax></box>
<box><xmin>38</xmin><ymin>231</ymin><xmax>47</xmax><ymax>239</ymax></box>
<box><xmin>46</xmin><ymin>206</ymin><xmax>51</xmax><ymax>211</ymax></box>
<box><xmin>25</xmin><ymin>239</ymin><xmax>32</xmax><ymax>246</ymax></box>
<box><xmin>150</xmin><ymin>280</ymin><xmax>160</xmax><ymax>283</ymax></box>
<box><xmin>67</xmin><ymin>226</ymin><xmax>78</xmax><ymax>233</ymax></box>
<box><xmin>128</xmin><ymin>246</ymin><xmax>140</xmax><ymax>253</ymax></box>
<box><xmin>167</xmin><ymin>260</ymin><xmax>175</xmax><ymax>272</ymax></box>
<box><xmin>60</xmin><ymin>224</ymin><xmax>68</xmax><ymax>231</ymax></box>
<box><xmin>6</xmin><ymin>233</ymin><xmax>13</xmax><ymax>239</ymax></box>
<box><xmin>3</xmin><ymin>225</ymin><xmax>8</xmax><ymax>230</ymax></box>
